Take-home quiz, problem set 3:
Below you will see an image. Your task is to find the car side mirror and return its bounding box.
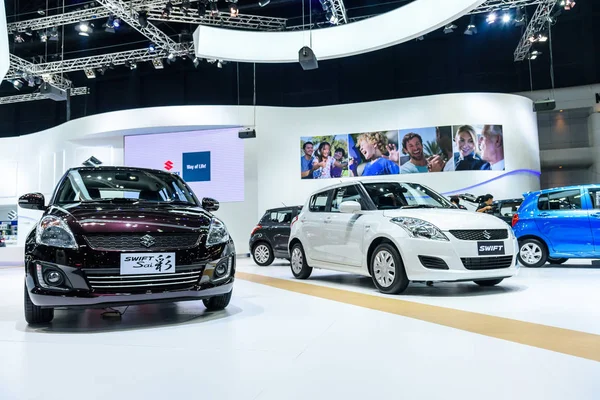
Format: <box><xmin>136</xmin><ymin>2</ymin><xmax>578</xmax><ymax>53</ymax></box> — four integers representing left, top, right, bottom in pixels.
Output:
<box><xmin>202</xmin><ymin>197</ymin><xmax>220</xmax><ymax>212</ymax></box>
<box><xmin>339</xmin><ymin>200</ymin><xmax>361</xmax><ymax>214</ymax></box>
<box><xmin>19</xmin><ymin>193</ymin><xmax>46</xmax><ymax>211</ymax></box>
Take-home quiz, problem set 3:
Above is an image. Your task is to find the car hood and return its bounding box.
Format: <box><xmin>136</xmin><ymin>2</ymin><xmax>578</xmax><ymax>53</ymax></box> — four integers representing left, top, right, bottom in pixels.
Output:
<box><xmin>382</xmin><ymin>208</ymin><xmax>510</xmax><ymax>231</ymax></box>
<box><xmin>54</xmin><ymin>203</ymin><xmax>212</xmax><ymax>234</ymax></box>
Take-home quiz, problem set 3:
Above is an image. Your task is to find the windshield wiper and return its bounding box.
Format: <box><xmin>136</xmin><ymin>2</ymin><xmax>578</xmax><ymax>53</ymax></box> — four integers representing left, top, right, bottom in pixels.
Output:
<box><xmin>164</xmin><ymin>200</ymin><xmax>196</xmax><ymax>206</ymax></box>
<box><xmin>400</xmin><ymin>204</ymin><xmax>440</xmax><ymax>209</ymax></box>
<box><xmin>81</xmin><ymin>198</ymin><xmax>140</xmax><ymax>203</ymax></box>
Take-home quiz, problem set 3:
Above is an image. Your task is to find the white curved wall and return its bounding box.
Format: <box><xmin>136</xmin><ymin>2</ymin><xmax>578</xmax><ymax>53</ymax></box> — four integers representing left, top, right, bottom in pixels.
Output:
<box><xmin>193</xmin><ymin>0</ymin><xmax>486</xmax><ymax>63</ymax></box>
<box><xmin>0</xmin><ymin>1</ymin><xmax>9</xmax><ymax>81</ymax></box>
<box><xmin>0</xmin><ymin>93</ymin><xmax>540</xmax><ymax>264</ymax></box>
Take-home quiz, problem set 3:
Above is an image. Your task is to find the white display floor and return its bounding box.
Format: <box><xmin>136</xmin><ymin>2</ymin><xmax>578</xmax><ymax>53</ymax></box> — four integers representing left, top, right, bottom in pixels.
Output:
<box><xmin>1</xmin><ymin>258</ymin><xmax>599</xmax><ymax>400</ymax></box>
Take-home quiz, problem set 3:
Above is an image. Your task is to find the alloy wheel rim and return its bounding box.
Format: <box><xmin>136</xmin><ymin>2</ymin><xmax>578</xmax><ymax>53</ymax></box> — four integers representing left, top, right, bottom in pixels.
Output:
<box><xmin>254</xmin><ymin>245</ymin><xmax>270</xmax><ymax>264</ymax></box>
<box><xmin>291</xmin><ymin>247</ymin><xmax>303</xmax><ymax>274</ymax></box>
<box><xmin>373</xmin><ymin>250</ymin><xmax>396</xmax><ymax>288</ymax></box>
<box><xmin>520</xmin><ymin>242</ymin><xmax>542</xmax><ymax>265</ymax></box>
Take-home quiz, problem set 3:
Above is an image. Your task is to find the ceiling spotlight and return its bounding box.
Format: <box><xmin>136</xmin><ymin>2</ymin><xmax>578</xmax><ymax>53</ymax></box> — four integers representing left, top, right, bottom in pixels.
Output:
<box><xmin>49</xmin><ymin>27</ymin><xmax>59</xmax><ymax>41</ymax></box>
<box><xmin>14</xmin><ymin>34</ymin><xmax>25</xmax><ymax>43</ymax></box>
<box><xmin>13</xmin><ymin>80</ymin><xmax>24</xmax><ymax>91</ymax></box>
<box><xmin>514</xmin><ymin>8</ymin><xmax>526</xmax><ymax>26</ymax></box>
<box><xmin>197</xmin><ymin>1</ymin><xmax>207</xmax><ymax>15</ymax></box>
<box><xmin>152</xmin><ymin>58</ymin><xmax>164</xmax><ymax>69</ymax></box>
<box><xmin>148</xmin><ymin>42</ymin><xmax>156</xmax><ymax>52</ymax></box>
<box><xmin>486</xmin><ymin>12</ymin><xmax>497</xmax><ymax>24</ymax></box>
<box><xmin>138</xmin><ymin>10</ymin><xmax>149</xmax><ymax>27</ymax></box>
<box><xmin>193</xmin><ymin>57</ymin><xmax>200</xmax><ymax>68</ymax></box>
<box><xmin>538</xmin><ymin>33</ymin><xmax>548</xmax><ymax>42</ymax></box>
<box><xmin>84</xmin><ymin>68</ymin><xmax>96</xmax><ymax>79</ymax></box>
<box><xmin>326</xmin><ymin>11</ymin><xmax>338</xmax><ymax>25</ymax></box>
<box><xmin>97</xmin><ymin>66</ymin><xmax>108</xmax><ymax>75</ymax></box>
<box><xmin>182</xmin><ymin>0</ymin><xmax>191</xmax><ymax>8</ymax></box>
<box><xmin>39</xmin><ymin>31</ymin><xmax>48</xmax><ymax>42</ymax></box>
<box><xmin>217</xmin><ymin>60</ymin><xmax>223</xmax><ymax>68</ymax></box>
<box><xmin>259</xmin><ymin>0</ymin><xmax>270</xmax><ymax>6</ymax></box>
<box><xmin>113</xmin><ymin>18</ymin><xmax>121</xmax><ymax>28</ymax></box>
<box><xmin>443</xmin><ymin>24</ymin><xmax>457</xmax><ymax>34</ymax></box>
<box><xmin>229</xmin><ymin>3</ymin><xmax>239</xmax><ymax>17</ymax></box>
<box><xmin>464</xmin><ymin>16</ymin><xmax>477</xmax><ymax>35</ymax></box>
<box><xmin>125</xmin><ymin>61</ymin><xmax>138</xmax><ymax>70</ymax></box>
<box><xmin>37</xmin><ymin>8</ymin><xmax>46</xmax><ymax>15</ymax></box>
<box><xmin>34</xmin><ymin>76</ymin><xmax>43</xmax><ymax>85</ymax></box>
<box><xmin>416</xmin><ymin>35</ymin><xmax>425</xmax><ymax>41</ymax></box>
<box><xmin>529</xmin><ymin>50</ymin><xmax>542</xmax><ymax>60</ymax></box>
<box><xmin>502</xmin><ymin>13</ymin><xmax>511</xmax><ymax>23</ymax></box>
<box><xmin>167</xmin><ymin>52</ymin><xmax>175</xmax><ymax>60</ymax></box>
<box><xmin>562</xmin><ymin>0</ymin><xmax>575</xmax><ymax>10</ymax></box>
<box><xmin>162</xmin><ymin>1</ymin><xmax>174</xmax><ymax>18</ymax></box>
<box><xmin>75</xmin><ymin>21</ymin><xmax>92</xmax><ymax>36</ymax></box>
<box><xmin>209</xmin><ymin>0</ymin><xmax>219</xmax><ymax>15</ymax></box>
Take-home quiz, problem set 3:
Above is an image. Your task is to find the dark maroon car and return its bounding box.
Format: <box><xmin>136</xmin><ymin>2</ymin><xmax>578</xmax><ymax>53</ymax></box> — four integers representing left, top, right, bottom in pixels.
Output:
<box><xmin>19</xmin><ymin>166</ymin><xmax>235</xmax><ymax>324</ymax></box>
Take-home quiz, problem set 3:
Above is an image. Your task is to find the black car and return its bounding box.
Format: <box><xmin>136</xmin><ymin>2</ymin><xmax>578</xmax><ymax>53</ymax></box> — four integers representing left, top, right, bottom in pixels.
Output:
<box><xmin>249</xmin><ymin>206</ymin><xmax>302</xmax><ymax>266</ymax></box>
<box><xmin>491</xmin><ymin>198</ymin><xmax>523</xmax><ymax>224</ymax></box>
<box><xmin>19</xmin><ymin>166</ymin><xmax>235</xmax><ymax>324</ymax></box>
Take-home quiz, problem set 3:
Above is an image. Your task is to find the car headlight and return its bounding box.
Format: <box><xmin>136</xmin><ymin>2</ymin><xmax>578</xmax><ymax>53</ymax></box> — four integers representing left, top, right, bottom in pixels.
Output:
<box><xmin>390</xmin><ymin>217</ymin><xmax>449</xmax><ymax>241</ymax></box>
<box><xmin>36</xmin><ymin>216</ymin><xmax>78</xmax><ymax>249</ymax></box>
<box><xmin>206</xmin><ymin>218</ymin><xmax>230</xmax><ymax>246</ymax></box>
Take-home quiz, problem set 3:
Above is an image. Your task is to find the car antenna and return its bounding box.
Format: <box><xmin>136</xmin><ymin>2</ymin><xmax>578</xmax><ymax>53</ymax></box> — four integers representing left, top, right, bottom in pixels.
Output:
<box><xmin>281</xmin><ymin>202</ymin><xmax>287</xmax><ymax>207</ymax></box>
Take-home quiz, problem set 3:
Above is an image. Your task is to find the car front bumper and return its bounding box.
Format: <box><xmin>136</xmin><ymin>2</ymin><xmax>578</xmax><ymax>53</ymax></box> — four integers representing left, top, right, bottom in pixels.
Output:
<box><xmin>395</xmin><ymin>234</ymin><xmax>519</xmax><ymax>282</ymax></box>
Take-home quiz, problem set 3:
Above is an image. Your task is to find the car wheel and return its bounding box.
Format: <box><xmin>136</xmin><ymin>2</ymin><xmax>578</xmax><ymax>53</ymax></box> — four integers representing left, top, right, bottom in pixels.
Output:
<box><xmin>370</xmin><ymin>243</ymin><xmax>409</xmax><ymax>294</ymax></box>
<box><xmin>203</xmin><ymin>290</ymin><xmax>232</xmax><ymax>311</ymax></box>
<box><xmin>518</xmin><ymin>238</ymin><xmax>548</xmax><ymax>268</ymax></box>
<box><xmin>473</xmin><ymin>278</ymin><xmax>504</xmax><ymax>287</ymax></box>
<box><xmin>24</xmin><ymin>283</ymin><xmax>54</xmax><ymax>324</ymax></box>
<box><xmin>290</xmin><ymin>242</ymin><xmax>312</xmax><ymax>279</ymax></box>
<box><xmin>252</xmin><ymin>243</ymin><xmax>275</xmax><ymax>266</ymax></box>
<box><xmin>548</xmin><ymin>257</ymin><xmax>568</xmax><ymax>265</ymax></box>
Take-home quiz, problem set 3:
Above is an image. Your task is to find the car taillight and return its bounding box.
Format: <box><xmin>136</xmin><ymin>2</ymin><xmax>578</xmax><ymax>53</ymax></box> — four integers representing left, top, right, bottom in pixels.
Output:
<box><xmin>511</xmin><ymin>213</ymin><xmax>519</xmax><ymax>227</ymax></box>
<box><xmin>250</xmin><ymin>225</ymin><xmax>262</xmax><ymax>236</ymax></box>
<box><xmin>291</xmin><ymin>215</ymin><xmax>299</xmax><ymax>226</ymax></box>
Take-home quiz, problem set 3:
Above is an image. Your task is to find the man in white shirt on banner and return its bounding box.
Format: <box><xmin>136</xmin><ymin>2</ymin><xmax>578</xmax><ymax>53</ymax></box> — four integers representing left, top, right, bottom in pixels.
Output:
<box><xmin>479</xmin><ymin>125</ymin><xmax>505</xmax><ymax>171</ymax></box>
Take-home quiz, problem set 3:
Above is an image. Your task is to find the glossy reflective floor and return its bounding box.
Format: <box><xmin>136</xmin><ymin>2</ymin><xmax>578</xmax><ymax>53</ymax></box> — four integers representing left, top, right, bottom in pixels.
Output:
<box><xmin>1</xmin><ymin>258</ymin><xmax>599</xmax><ymax>400</ymax></box>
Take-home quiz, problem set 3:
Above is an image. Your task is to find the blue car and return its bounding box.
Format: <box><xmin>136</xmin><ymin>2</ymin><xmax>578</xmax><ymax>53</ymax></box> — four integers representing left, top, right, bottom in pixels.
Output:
<box><xmin>512</xmin><ymin>184</ymin><xmax>600</xmax><ymax>267</ymax></box>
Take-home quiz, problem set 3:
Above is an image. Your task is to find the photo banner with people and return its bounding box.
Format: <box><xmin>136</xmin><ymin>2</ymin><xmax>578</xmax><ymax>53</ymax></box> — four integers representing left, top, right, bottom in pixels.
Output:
<box><xmin>300</xmin><ymin>124</ymin><xmax>504</xmax><ymax>179</ymax></box>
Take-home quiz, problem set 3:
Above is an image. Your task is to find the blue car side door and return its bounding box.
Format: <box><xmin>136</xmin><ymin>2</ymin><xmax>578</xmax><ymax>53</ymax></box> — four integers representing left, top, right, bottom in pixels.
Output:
<box><xmin>535</xmin><ymin>188</ymin><xmax>594</xmax><ymax>256</ymax></box>
<box><xmin>585</xmin><ymin>187</ymin><xmax>600</xmax><ymax>253</ymax></box>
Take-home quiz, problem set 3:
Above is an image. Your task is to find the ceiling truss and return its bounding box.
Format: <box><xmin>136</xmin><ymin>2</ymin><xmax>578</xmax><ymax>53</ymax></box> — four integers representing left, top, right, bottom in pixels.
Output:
<box><xmin>2</xmin><ymin>0</ymin><xmax>564</xmax><ymax>104</ymax></box>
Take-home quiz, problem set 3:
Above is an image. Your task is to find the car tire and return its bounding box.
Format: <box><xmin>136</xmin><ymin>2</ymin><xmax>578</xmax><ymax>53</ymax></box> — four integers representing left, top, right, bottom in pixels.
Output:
<box><xmin>290</xmin><ymin>242</ymin><xmax>312</xmax><ymax>279</ymax></box>
<box><xmin>24</xmin><ymin>283</ymin><xmax>54</xmax><ymax>324</ymax></box>
<box><xmin>369</xmin><ymin>243</ymin><xmax>409</xmax><ymax>294</ymax></box>
<box><xmin>473</xmin><ymin>278</ymin><xmax>504</xmax><ymax>287</ymax></box>
<box><xmin>548</xmin><ymin>257</ymin><xmax>568</xmax><ymax>265</ymax></box>
<box><xmin>518</xmin><ymin>238</ymin><xmax>548</xmax><ymax>268</ymax></box>
<box><xmin>252</xmin><ymin>243</ymin><xmax>275</xmax><ymax>266</ymax></box>
<box><xmin>203</xmin><ymin>289</ymin><xmax>232</xmax><ymax>311</ymax></box>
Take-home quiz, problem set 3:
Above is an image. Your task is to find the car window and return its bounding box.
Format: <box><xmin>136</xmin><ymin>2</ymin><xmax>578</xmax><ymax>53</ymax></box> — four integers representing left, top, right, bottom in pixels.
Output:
<box><xmin>498</xmin><ymin>201</ymin><xmax>521</xmax><ymax>217</ymax></box>
<box><xmin>274</xmin><ymin>210</ymin><xmax>293</xmax><ymax>224</ymax></box>
<box><xmin>331</xmin><ymin>185</ymin><xmax>363</xmax><ymax>213</ymax></box>
<box><xmin>538</xmin><ymin>189</ymin><xmax>582</xmax><ymax>211</ymax></box>
<box><xmin>362</xmin><ymin>182</ymin><xmax>452</xmax><ymax>210</ymax></box>
<box><xmin>588</xmin><ymin>189</ymin><xmax>600</xmax><ymax>209</ymax></box>
<box><xmin>309</xmin><ymin>192</ymin><xmax>329</xmax><ymax>212</ymax></box>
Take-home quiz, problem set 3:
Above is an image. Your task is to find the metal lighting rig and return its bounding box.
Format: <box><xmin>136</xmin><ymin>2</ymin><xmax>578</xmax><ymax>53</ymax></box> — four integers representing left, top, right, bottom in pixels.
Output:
<box><xmin>513</xmin><ymin>0</ymin><xmax>557</xmax><ymax>61</ymax></box>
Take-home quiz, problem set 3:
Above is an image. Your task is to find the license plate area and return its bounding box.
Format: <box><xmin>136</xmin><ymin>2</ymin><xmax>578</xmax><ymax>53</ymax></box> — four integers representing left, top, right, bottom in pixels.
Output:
<box><xmin>477</xmin><ymin>242</ymin><xmax>505</xmax><ymax>256</ymax></box>
<box><xmin>120</xmin><ymin>253</ymin><xmax>176</xmax><ymax>275</ymax></box>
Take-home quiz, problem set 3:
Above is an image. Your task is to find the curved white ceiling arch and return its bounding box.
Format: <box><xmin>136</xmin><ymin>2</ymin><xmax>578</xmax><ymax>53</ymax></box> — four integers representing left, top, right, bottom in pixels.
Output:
<box><xmin>193</xmin><ymin>0</ymin><xmax>486</xmax><ymax>63</ymax></box>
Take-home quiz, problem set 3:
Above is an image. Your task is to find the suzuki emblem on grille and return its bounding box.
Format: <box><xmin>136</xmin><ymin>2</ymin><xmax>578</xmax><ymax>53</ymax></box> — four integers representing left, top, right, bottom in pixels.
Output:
<box><xmin>140</xmin><ymin>235</ymin><xmax>156</xmax><ymax>248</ymax></box>
<box><xmin>483</xmin><ymin>230</ymin><xmax>492</xmax><ymax>240</ymax></box>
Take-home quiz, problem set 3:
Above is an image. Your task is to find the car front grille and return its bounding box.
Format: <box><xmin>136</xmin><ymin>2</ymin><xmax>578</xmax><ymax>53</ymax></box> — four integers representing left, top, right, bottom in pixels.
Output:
<box><xmin>418</xmin><ymin>256</ymin><xmax>449</xmax><ymax>270</ymax></box>
<box><xmin>84</xmin><ymin>233</ymin><xmax>202</xmax><ymax>251</ymax></box>
<box><xmin>461</xmin><ymin>256</ymin><xmax>514</xmax><ymax>270</ymax></box>
<box><xmin>449</xmin><ymin>229</ymin><xmax>508</xmax><ymax>241</ymax></box>
<box><xmin>83</xmin><ymin>265</ymin><xmax>204</xmax><ymax>294</ymax></box>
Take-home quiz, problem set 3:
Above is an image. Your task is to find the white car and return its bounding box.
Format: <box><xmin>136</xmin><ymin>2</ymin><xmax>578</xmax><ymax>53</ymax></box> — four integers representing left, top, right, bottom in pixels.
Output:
<box><xmin>288</xmin><ymin>180</ymin><xmax>518</xmax><ymax>294</ymax></box>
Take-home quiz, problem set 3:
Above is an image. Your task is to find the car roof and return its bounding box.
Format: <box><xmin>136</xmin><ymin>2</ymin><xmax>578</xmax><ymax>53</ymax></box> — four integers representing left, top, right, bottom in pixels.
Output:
<box><xmin>67</xmin><ymin>166</ymin><xmax>175</xmax><ymax>176</ymax></box>
<box><xmin>265</xmin><ymin>206</ymin><xmax>303</xmax><ymax>212</ymax></box>
<box><xmin>308</xmin><ymin>178</ymin><xmax>428</xmax><ymax>196</ymax></box>
<box><xmin>525</xmin><ymin>184</ymin><xmax>600</xmax><ymax>197</ymax></box>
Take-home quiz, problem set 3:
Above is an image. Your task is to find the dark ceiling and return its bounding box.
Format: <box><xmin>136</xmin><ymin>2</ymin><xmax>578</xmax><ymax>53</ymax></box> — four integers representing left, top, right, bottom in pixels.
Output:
<box><xmin>1</xmin><ymin>0</ymin><xmax>599</xmax><ymax>138</ymax></box>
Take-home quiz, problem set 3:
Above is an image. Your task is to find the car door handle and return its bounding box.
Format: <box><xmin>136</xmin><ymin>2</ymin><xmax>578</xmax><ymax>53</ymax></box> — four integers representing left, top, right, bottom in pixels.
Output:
<box><xmin>538</xmin><ymin>212</ymin><xmax>549</xmax><ymax>217</ymax></box>
<box><xmin>591</xmin><ymin>213</ymin><xmax>600</xmax><ymax>218</ymax></box>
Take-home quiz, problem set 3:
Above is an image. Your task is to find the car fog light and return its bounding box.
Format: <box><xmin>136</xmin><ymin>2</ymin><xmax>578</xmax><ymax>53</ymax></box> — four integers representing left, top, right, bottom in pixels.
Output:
<box><xmin>215</xmin><ymin>262</ymin><xmax>228</xmax><ymax>278</ymax></box>
<box><xmin>45</xmin><ymin>270</ymin><xmax>64</xmax><ymax>286</ymax></box>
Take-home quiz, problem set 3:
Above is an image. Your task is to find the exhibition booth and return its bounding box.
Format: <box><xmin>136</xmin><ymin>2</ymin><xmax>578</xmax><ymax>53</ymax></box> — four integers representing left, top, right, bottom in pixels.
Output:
<box><xmin>0</xmin><ymin>92</ymin><xmax>540</xmax><ymax>264</ymax></box>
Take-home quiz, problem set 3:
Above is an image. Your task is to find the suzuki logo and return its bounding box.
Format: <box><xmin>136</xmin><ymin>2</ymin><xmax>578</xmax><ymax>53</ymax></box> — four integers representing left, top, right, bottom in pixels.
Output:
<box><xmin>483</xmin><ymin>230</ymin><xmax>492</xmax><ymax>240</ymax></box>
<box><xmin>164</xmin><ymin>160</ymin><xmax>174</xmax><ymax>171</ymax></box>
<box><xmin>140</xmin><ymin>235</ymin><xmax>156</xmax><ymax>248</ymax></box>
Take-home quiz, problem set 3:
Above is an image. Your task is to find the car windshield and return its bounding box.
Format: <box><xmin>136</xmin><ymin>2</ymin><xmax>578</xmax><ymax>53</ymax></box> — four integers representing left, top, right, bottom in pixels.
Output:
<box><xmin>53</xmin><ymin>169</ymin><xmax>198</xmax><ymax>206</ymax></box>
<box><xmin>362</xmin><ymin>182</ymin><xmax>453</xmax><ymax>210</ymax></box>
